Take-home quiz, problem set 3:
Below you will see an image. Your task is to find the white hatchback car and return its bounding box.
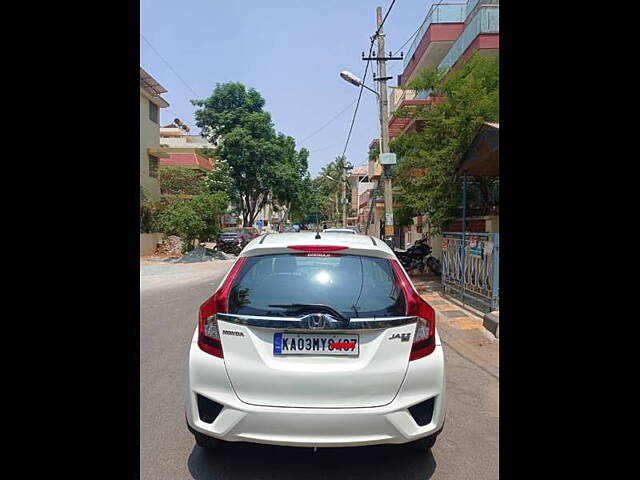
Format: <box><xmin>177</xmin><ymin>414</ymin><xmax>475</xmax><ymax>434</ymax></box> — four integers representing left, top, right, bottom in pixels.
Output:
<box><xmin>185</xmin><ymin>232</ymin><xmax>445</xmax><ymax>450</ymax></box>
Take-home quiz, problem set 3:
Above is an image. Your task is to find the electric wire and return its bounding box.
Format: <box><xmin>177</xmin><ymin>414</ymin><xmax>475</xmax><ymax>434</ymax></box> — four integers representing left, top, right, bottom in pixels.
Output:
<box><xmin>340</xmin><ymin>0</ymin><xmax>397</xmax><ymax>159</ymax></box>
<box><xmin>300</xmin><ymin>99</ymin><xmax>358</xmax><ymax>143</ymax></box>
<box><xmin>141</xmin><ymin>33</ymin><xmax>202</xmax><ymax>98</ymax></box>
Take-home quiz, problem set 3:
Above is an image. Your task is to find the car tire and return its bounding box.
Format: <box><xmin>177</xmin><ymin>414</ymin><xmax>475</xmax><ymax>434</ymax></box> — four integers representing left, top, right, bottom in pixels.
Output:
<box><xmin>194</xmin><ymin>431</ymin><xmax>223</xmax><ymax>450</ymax></box>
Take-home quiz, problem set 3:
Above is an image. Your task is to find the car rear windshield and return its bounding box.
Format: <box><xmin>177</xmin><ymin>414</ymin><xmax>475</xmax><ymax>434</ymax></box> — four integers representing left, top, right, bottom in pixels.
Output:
<box><xmin>228</xmin><ymin>254</ymin><xmax>405</xmax><ymax>319</ymax></box>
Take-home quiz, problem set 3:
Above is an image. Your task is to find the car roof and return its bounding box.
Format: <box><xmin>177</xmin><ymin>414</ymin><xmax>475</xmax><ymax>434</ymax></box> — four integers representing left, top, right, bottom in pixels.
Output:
<box><xmin>241</xmin><ymin>232</ymin><xmax>394</xmax><ymax>259</ymax></box>
<box><xmin>324</xmin><ymin>228</ymin><xmax>355</xmax><ymax>233</ymax></box>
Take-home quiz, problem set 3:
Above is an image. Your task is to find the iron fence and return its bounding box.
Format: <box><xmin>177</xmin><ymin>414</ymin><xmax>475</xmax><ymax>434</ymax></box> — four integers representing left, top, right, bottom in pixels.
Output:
<box><xmin>441</xmin><ymin>232</ymin><xmax>499</xmax><ymax>312</ymax></box>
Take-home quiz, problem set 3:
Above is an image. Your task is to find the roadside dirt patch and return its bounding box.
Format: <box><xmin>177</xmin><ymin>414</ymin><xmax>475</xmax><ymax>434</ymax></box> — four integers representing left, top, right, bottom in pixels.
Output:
<box><xmin>450</xmin><ymin>316</ymin><xmax>483</xmax><ymax>330</ymax></box>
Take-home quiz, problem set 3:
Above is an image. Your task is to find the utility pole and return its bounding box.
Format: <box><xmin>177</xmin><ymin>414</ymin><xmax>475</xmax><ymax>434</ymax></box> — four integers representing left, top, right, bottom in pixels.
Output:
<box><xmin>377</xmin><ymin>6</ymin><xmax>393</xmax><ymax>247</ymax></box>
<box><xmin>342</xmin><ymin>164</ymin><xmax>347</xmax><ymax>228</ymax></box>
<box><xmin>362</xmin><ymin>7</ymin><xmax>403</xmax><ymax>246</ymax></box>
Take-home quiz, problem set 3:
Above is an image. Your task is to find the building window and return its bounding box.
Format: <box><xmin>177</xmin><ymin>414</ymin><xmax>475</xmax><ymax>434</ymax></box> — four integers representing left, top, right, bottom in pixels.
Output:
<box><xmin>149</xmin><ymin>100</ymin><xmax>159</xmax><ymax>124</ymax></box>
<box><xmin>149</xmin><ymin>156</ymin><xmax>159</xmax><ymax>178</ymax></box>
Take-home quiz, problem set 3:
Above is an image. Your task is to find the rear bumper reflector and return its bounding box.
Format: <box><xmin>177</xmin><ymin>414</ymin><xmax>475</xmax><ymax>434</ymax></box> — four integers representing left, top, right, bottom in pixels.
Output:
<box><xmin>408</xmin><ymin>397</ymin><xmax>435</xmax><ymax>426</ymax></box>
<box><xmin>197</xmin><ymin>394</ymin><xmax>223</xmax><ymax>424</ymax></box>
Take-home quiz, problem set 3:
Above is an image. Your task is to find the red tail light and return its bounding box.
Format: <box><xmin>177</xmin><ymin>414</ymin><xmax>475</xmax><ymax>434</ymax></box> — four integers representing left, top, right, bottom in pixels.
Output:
<box><xmin>390</xmin><ymin>260</ymin><xmax>436</xmax><ymax>360</ymax></box>
<box><xmin>287</xmin><ymin>245</ymin><xmax>348</xmax><ymax>252</ymax></box>
<box><xmin>198</xmin><ymin>257</ymin><xmax>247</xmax><ymax>358</ymax></box>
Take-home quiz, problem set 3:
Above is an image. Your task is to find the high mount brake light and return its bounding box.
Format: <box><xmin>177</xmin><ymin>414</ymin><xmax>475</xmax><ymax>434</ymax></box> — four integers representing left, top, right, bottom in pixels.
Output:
<box><xmin>390</xmin><ymin>260</ymin><xmax>436</xmax><ymax>360</ymax></box>
<box><xmin>197</xmin><ymin>257</ymin><xmax>247</xmax><ymax>358</ymax></box>
<box><xmin>287</xmin><ymin>245</ymin><xmax>348</xmax><ymax>252</ymax></box>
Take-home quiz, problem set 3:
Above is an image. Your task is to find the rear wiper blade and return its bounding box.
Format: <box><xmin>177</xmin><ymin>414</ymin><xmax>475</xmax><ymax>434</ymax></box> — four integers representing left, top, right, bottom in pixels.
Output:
<box><xmin>268</xmin><ymin>303</ymin><xmax>350</xmax><ymax>323</ymax></box>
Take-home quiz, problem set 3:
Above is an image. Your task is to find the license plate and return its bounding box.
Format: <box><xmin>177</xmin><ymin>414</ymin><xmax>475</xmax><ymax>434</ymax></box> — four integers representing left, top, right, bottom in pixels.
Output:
<box><xmin>273</xmin><ymin>333</ymin><xmax>359</xmax><ymax>356</ymax></box>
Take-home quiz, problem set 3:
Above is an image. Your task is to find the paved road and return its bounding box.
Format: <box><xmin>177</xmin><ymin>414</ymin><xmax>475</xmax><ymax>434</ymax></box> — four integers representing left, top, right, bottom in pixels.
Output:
<box><xmin>141</xmin><ymin>262</ymin><xmax>498</xmax><ymax>480</ymax></box>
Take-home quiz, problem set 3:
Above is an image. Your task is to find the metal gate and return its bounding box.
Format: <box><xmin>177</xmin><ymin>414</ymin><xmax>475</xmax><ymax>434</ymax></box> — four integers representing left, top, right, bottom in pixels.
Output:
<box><xmin>441</xmin><ymin>232</ymin><xmax>499</xmax><ymax>312</ymax></box>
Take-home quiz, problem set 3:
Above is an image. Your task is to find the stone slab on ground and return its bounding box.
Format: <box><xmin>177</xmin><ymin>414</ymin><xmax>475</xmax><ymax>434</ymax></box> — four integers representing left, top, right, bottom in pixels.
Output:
<box><xmin>483</xmin><ymin>311</ymin><xmax>499</xmax><ymax>338</ymax></box>
<box><xmin>441</xmin><ymin>310</ymin><xmax>470</xmax><ymax>318</ymax></box>
<box><xmin>413</xmin><ymin>272</ymin><xmax>499</xmax><ymax>339</ymax></box>
<box><xmin>177</xmin><ymin>246</ymin><xmax>230</xmax><ymax>263</ymax></box>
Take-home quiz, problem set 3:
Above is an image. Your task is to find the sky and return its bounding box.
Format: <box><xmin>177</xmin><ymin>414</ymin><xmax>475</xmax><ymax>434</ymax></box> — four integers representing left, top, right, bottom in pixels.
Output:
<box><xmin>140</xmin><ymin>0</ymin><xmax>441</xmax><ymax>177</ymax></box>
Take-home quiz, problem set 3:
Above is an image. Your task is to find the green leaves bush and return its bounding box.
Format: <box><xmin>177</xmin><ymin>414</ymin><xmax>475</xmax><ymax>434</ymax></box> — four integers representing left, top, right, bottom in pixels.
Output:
<box><xmin>140</xmin><ymin>187</ymin><xmax>158</xmax><ymax>233</ymax></box>
<box><xmin>159</xmin><ymin>166</ymin><xmax>206</xmax><ymax>195</ymax></box>
<box><xmin>155</xmin><ymin>192</ymin><xmax>228</xmax><ymax>251</ymax></box>
<box><xmin>391</xmin><ymin>53</ymin><xmax>499</xmax><ymax>234</ymax></box>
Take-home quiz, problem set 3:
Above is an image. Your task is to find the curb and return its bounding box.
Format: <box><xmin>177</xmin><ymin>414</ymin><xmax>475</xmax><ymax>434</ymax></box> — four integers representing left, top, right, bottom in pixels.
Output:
<box><xmin>483</xmin><ymin>311</ymin><xmax>499</xmax><ymax>338</ymax></box>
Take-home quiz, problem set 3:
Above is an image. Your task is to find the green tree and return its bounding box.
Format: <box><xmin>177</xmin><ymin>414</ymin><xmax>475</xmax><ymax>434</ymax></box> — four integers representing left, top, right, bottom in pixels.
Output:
<box><xmin>192</xmin><ymin>82</ymin><xmax>309</xmax><ymax>226</ymax></box>
<box><xmin>140</xmin><ymin>186</ymin><xmax>158</xmax><ymax>233</ymax></box>
<box><xmin>313</xmin><ymin>156</ymin><xmax>352</xmax><ymax>227</ymax></box>
<box><xmin>270</xmin><ymin>144</ymin><xmax>311</xmax><ymax>224</ymax></box>
<box><xmin>156</xmin><ymin>201</ymin><xmax>206</xmax><ymax>250</ymax></box>
<box><xmin>158</xmin><ymin>166</ymin><xmax>206</xmax><ymax>196</ymax></box>
<box><xmin>156</xmin><ymin>192</ymin><xmax>229</xmax><ymax>251</ymax></box>
<box><xmin>391</xmin><ymin>53</ymin><xmax>499</xmax><ymax>234</ymax></box>
<box><xmin>289</xmin><ymin>176</ymin><xmax>317</xmax><ymax>224</ymax></box>
<box><xmin>200</xmin><ymin>156</ymin><xmax>239</xmax><ymax>207</ymax></box>
<box><xmin>189</xmin><ymin>191</ymin><xmax>229</xmax><ymax>239</ymax></box>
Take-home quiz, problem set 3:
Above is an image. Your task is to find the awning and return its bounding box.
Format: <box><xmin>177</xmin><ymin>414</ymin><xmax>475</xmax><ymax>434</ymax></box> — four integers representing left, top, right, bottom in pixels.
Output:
<box><xmin>455</xmin><ymin>123</ymin><xmax>499</xmax><ymax>176</ymax></box>
<box><xmin>159</xmin><ymin>152</ymin><xmax>213</xmax><ymax>171</ymax></box>
<box><xmin>140</xmin><ymin>68</ymin><xmax>170</xmax><ymax>108</ymax></box>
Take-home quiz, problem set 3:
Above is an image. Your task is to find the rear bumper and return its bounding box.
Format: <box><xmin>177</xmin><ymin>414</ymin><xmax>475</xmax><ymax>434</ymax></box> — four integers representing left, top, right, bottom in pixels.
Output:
<box><xmin>185</xmin><ymin>341</ymin><xmax>446</xmax><ymax>448</ymax></box>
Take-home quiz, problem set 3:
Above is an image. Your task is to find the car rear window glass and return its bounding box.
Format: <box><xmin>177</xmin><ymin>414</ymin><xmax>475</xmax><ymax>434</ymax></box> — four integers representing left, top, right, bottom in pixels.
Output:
<box><xmin>228</xmin><ymin>254</ymin><xmax>405</xmax><ymax>319</ymax></box>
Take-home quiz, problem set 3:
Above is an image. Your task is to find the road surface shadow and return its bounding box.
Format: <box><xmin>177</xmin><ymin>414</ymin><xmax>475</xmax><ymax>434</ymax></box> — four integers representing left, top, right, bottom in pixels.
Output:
<box><xmin>187</xmin><ymin>441</ymin><xmax>436</xmax><ymax>480</ymax></box>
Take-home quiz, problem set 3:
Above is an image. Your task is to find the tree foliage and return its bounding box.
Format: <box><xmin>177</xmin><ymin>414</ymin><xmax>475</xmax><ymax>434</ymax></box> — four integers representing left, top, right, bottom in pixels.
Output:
<box><xmin>391</xmin><ymin>53</ymin><xmax>499</xmax><ymax>234</ymax></box>
<box><xmin>156</xmin><ymin>192</ymin><xmax>228</xmax><ymax>251</ymax></box>
<box><xmin>140</xmin><ymin>186</ymin><xmax>158</xmax><ymax>233</ymax></box>
<box><xmin>313</xmin><ymin>156</ymin><xmax>353</xmax><ymax>227</ymax></box>
<box><xmin>200</xmin><ymin>156</ymin><xmax>239</xmax><ymax>208</ymax></box>
<box><xmin>192</xmin><ymin>82</ymin><xmax>309</xmax><ymax>226</ymax></box>
<box><xmin>158</xmin><ymin>166</ymin><xmax>206</xmax><ymax>196</ymax></box>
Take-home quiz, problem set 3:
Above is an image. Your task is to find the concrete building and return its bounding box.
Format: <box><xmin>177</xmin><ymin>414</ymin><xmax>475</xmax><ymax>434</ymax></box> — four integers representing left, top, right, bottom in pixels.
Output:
<box><xmin>390</xmin><ymin>0</ymin><xmax>499</xmax><ymax>140</ymax></box>
<box><xmin>159</xmin><ymin>120</ymin><xmax>216</xmax><ymax>172</ymax></box>
<box><xmin>348</xmin><ymin>164</ymin><xmax>374</xmax><ymax>232</ymax></box>
<box><xmin>384</xmin><ymin>0</ymin><xmax>499</xmax><ymax>254</ymax></box>
<box><xmin>360</xmin><ymin>138</ymin><xmax>385</xmax><ymax>238</ymax></box>
<box><xmin>140</xmin><ymin>68</ymin><xmax>170</xmax><ymax>201</ymax></box>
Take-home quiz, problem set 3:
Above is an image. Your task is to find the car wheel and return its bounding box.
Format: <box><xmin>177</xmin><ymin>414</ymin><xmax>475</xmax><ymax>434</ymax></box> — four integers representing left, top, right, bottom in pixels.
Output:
<box><xmin>194</xmin><ymin>432</ymin><xmax>223</xmax><ymax>450</ymax></box>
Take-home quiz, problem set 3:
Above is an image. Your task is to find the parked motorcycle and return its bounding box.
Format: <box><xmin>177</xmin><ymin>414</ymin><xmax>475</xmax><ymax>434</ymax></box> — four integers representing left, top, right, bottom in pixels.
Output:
<box><xmin>393</xmin><ymin>238</ymin><xmax>442</xmax><ymax>276</ymax></box>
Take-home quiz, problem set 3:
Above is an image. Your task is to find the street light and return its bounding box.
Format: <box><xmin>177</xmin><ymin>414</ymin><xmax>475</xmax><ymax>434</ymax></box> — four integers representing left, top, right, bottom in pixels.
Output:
<box><xmin>340</xmin><ymin>71</ymin><xmax>379</xmax><ymax>97</ymax></box>
<box><xmin>339</xmin><ymin>64</ymin><xmax>394</xmax><ymax>247</ymax></box>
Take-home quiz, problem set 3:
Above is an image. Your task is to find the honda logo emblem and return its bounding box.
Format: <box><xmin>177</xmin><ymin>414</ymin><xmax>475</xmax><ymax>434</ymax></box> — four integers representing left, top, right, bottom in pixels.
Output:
<box><xmin>307</xmin><ymin>314</ymin><xmax>325</xmax><ymax>330</ymax></box>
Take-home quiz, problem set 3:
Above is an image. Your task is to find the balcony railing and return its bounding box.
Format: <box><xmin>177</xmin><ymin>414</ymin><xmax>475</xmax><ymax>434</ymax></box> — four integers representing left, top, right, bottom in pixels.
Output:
<box><xmin>465</xmin><ymin>0</ymin><xmax>480</xmax><ymax>17</ymax></box>
<box><xmin>391</xmin><ymin>89</ymin><xmax>417</xmax><ymax>112</ymax></box>
<box><xmin>438</xmin><ymin>5</ymin><xmax>499</xmax><ymax>72</ymax></box>
<box><xmin>465</xmin><ymin>0</ymin><xmax>499</xmax><ymax>23</ymax></box>
<box><xmin>403</xmin><ymin>3</ymin><xmax>467</xmax><ymax>69</ymax></box>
